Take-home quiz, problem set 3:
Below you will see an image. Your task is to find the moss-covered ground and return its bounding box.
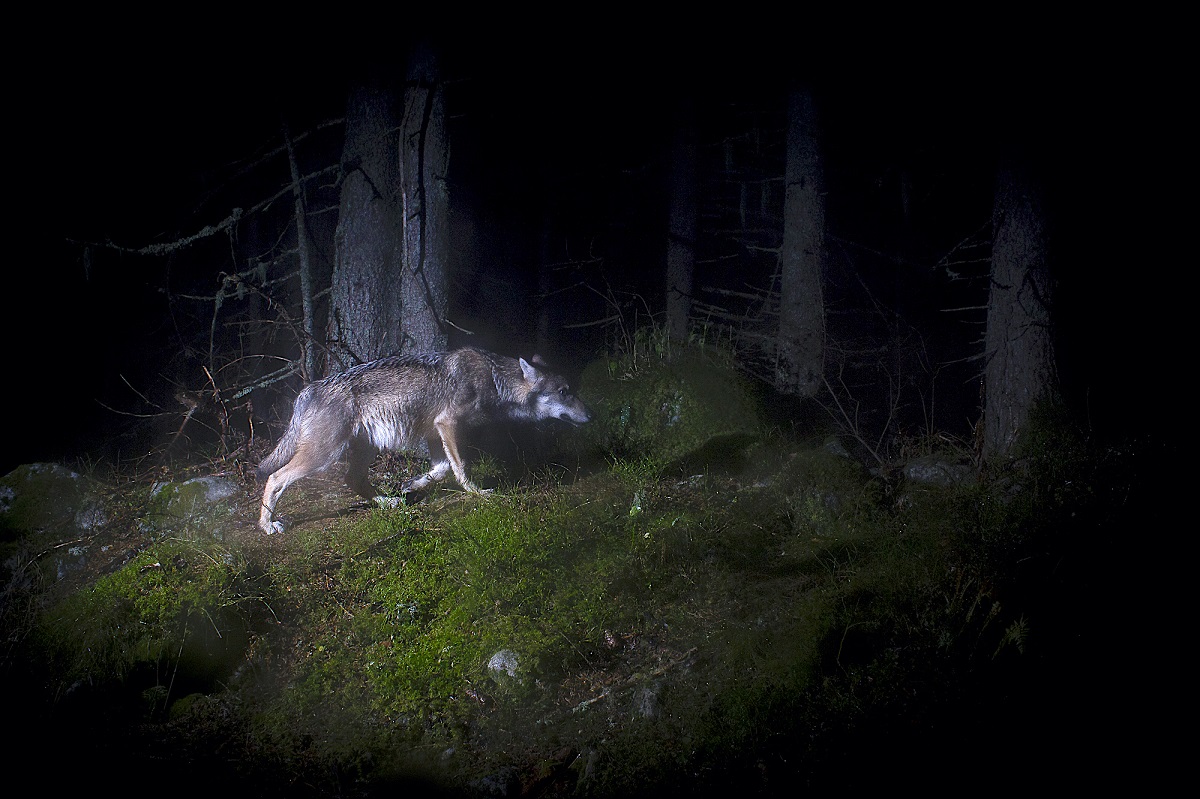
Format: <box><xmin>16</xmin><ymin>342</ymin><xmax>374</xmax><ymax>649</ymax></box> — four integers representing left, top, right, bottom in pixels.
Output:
<box><xmin>0</xmin><ymin>348</ymin><xmax>1168</xmax><ymax>797</ymax></box>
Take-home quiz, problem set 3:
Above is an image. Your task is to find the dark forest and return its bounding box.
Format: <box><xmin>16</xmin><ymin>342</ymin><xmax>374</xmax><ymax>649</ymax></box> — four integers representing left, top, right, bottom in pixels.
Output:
<box><xmin>2</xmin><ymin>24</ymin><xmax>1182</xmax><ymax>797</ymax></box>
<box><xmin>7</xmin><ymin>30</ymin><xmax>1180</xmax><ymax>469</ymax></box>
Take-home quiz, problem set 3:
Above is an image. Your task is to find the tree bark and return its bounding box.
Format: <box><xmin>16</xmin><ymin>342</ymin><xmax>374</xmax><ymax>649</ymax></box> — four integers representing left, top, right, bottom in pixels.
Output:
<box><xmin>399</xmin><ymin>45</ymin><xmax>449</xmax><ymax>354</ymax></box>
<box><xmin>328</xmin><ymin>82</ymin><xmax>404</xmax><ymax>373</ymax></box>
<box><xmin>284</xmin><ymin>123</ymin><xmax>320</xmax><ymax>380</ymax></box>
<box><xmin>983</xmin><ymin>161</ymin><xmax>1058</xmax><ymax>458</ymax></box>
<box><xmin>776</xmin><ymin>89</ymin><xmax>826</xmax><ymax>396</ymax></box>
<box><xmin>666</xmin><ymin>97</ymin><xmax>697</xmax><ymax>343</ymax></box>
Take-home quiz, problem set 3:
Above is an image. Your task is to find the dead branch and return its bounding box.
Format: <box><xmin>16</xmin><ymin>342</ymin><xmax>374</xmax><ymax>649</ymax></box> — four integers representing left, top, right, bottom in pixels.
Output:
<box><xmin>571</xmin><ymin>647</ymin><xmax>698</xmax><ymax>714</ymax></box>
<box><xmin>74</xmin><ymin>163</ymin><xmax>339</xmax><ymax>258</ymax></box>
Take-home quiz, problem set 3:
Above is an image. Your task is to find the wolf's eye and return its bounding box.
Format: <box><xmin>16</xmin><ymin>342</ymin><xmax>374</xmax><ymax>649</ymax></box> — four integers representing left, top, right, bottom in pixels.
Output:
<box><xmin>559</xmin><ymin>387</ymin><xmax>567</xmax><ymax>397</ymax></box>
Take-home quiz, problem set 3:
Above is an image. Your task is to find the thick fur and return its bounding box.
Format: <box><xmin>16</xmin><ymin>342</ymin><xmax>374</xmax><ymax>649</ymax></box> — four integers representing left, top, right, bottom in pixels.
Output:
<box><xmin>256</xmin><ymin>347</ymin><xmax>590</xmax><ymax>534</ymax></box>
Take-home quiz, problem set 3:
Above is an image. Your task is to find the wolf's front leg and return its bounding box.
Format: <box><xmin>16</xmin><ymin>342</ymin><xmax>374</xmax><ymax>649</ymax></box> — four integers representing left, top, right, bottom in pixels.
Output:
<box><xmin>432</xmin><ymin>416</ymin><xmax>492</xmax><ymax>495</ymax></box>
<box><xmin>400</xmin><ymin>458</ymin><xmax>452</xmax><ymax>493</ymax></box>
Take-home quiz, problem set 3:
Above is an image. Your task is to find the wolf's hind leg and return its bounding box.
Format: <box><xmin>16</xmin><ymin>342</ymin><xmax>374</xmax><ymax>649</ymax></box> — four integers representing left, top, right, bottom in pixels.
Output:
<box><xmin>345</xmin><ymin>437</ymin><xmax>380</xmax><ymax>500</ymax></box>
<box><xmin>260</xmin><ymin>446</ymin><xmax>323</xmax><ymax>534</ymax></box>
<box><xmin>347</xmin><ymin>436</ymin><xmax>408</xmax><ymax>509</ymax></box>
<box><xmin>259</xmin><ymin>470</ymin><xmax>293</xmax><ymax>535</ymax></box>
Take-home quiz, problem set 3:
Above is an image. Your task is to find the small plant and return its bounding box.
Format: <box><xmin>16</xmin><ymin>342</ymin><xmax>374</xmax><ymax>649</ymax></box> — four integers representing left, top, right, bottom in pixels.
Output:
<box><xmin>993</xmin><ymin>615</ymin><xmax>1029</xmax><ymax>658</ymax></box>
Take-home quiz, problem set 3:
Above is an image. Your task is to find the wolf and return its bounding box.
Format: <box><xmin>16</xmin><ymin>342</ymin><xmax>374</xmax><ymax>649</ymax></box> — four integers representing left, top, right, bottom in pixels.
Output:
<box><xmin>255</xmin><ymin>346</ymin><xmax>591</xmax><ymax>534</ymax></box>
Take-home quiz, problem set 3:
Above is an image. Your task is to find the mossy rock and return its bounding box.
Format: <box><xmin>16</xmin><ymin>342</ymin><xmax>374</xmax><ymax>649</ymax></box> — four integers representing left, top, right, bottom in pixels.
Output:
<box><xmin>168</xmin><ymin>692</ymin><xmax>208</xmax><ymax>721</ymax></box>
<box><xmin>143</xmin><ymin>476</ymin><xmax>240</xmax><ymax>538</ymax></box>
<box><xmin>1</xmin><ymin>463</ymin><xmax>89</xmax><ymax>540</ymax></box>
<box><xmin>579</xmin><ymin>351</ymin><xmax>761</xmax><ymax>471</ymax></box>
<box><xmin>1</xmin><ymin>462</ymin><xmax>110</xmax><ymax>588</ymax></box>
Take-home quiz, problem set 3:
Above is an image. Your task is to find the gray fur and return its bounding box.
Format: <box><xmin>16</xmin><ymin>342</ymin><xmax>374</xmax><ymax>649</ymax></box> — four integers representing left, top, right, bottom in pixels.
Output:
<box><xmin>256</xmin><ymin>347</ymin><xmax>590</xmax><ymax>534</ymax></box>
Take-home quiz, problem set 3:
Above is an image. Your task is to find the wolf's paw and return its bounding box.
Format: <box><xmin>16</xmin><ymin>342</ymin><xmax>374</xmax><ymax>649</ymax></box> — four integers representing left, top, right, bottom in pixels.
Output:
<box><xmin>262</xmin><ymin>519</ymin><xmax>286</xmax><ymax>535</ymax></box>
<box><xmin>400</xmin><ymin>477</ymin><xmax>430</xmax><ymax>494</ymax></box>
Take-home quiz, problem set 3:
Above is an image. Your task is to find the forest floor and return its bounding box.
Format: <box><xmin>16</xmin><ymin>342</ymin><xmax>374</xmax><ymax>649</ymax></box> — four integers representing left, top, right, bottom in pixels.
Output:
<box><xmin>2</xmin><ymin>426</ymin><xmax>1170</xmax><ymax>797</ymax></box>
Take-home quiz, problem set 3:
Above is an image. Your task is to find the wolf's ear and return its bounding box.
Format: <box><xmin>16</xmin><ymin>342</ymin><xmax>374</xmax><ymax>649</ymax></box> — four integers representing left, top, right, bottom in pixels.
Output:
<box><xmin>519</xmin><ymin>357</ymin><xmax>542</xmax><ymax>381</ymax></box>
<box><xmin>531</xmin><ymin>354</ymin><xmax>549</xmax><ymax>367</ymax></box>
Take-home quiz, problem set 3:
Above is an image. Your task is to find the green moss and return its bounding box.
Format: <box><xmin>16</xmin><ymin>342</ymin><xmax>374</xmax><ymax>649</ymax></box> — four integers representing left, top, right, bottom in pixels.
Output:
<box><xmin>286</xmin><ymin>493</ymin><xmax>636</xmax><ymax>726</ymax></box>
<box><xmin>5</xmin><ymin>379</ymin><xmax>1144</xmax><ymax>795</ymax></box>
<box><xmin>1</xmin><ymin>463</ymin><xmax>87</xmax><ymax>540</ymax></box>
<box><xmin>35</xmin><ymin>537</ymin><xmax>245</xmax><ymax>690</ymax></box>
<box><xmin>142</xmin><ymin>475</ymin><xmax>240</xmax><ymax>539</ymax></box>
<box><xmin>580</xmin><ymin>348</ymin><xmax>761</xmax><ymax>470</ymax></box>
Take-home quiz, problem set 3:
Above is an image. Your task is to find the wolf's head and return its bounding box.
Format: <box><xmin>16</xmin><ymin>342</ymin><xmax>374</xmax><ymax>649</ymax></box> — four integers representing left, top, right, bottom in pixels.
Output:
<box><xmin>520</xmin><ymin>357</ymin><xmax>591</xmax><ymax>425</ymax></box>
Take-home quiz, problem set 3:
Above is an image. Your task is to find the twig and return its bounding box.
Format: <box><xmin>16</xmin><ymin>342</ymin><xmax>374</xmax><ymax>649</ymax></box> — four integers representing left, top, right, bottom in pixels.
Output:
<box><xmin>571</xmin><ymin>647</ymin><xmax>698</xmax><ymax>714</ymax></box>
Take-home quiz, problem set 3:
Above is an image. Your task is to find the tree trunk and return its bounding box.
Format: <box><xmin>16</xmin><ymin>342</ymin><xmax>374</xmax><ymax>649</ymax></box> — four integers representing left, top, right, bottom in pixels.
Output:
<box><xmin>983</xmin><ymin>161</ymin><xmax>1058</xmax><ymax>458</ymax></box>
<box><xmin>328</xmin><ymin>82</ymin><xmax>404</xmax><ymax>373</ymax></box>
<box><xmin>399</xmin><ymin>45</ymin><xmax>449</xmax><ymax>354</ymax></box>
<box><xmin>666</xmin><ymin>97</ymin><xmax>697</xmax><ymax>343</ymax></box>
<box><xmin>776</xmin><ymin>89</ymin><xmax>826</xmax><ymax>396</ymax></box>
<box><xmin>284</xmin><ymin>123</ymin><xmax>320</xmax><ymax>381</ymax></box>
<box><xmin>535</xmin><ymin>212</ymin><xmax>556</xmax><ymax>356</ymax></box>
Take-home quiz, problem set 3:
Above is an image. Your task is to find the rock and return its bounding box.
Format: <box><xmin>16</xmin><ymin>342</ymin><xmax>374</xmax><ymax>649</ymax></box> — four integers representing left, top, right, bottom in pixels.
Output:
<box><xmin>1</xmin><ymin>462</ymin><xmax>88</xmax><ymax>538</ymax></box>
<box><xmin>144</xmin><ymin>475</ymin><xmax>241</xmax><ymax>538</ymax></box>
<box><xmin>902</xmin><ymin>456</ymin><xmax>975</xmax><ymax>487</ymax></box>
<box><xmin>488</xmin><ymin>649</ymin><xmax>521</xmax><ymax>679</ymax></box>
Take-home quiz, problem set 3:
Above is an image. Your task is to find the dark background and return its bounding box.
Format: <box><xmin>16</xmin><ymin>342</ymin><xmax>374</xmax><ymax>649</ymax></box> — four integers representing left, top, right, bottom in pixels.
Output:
<box><xmin>0</xmin><ymin>21</ymin><xmax>1182</xmax><ymax>796</ymax></box>
<box><xmin>5</xmin><ymin>25</ymin><xmax>1181</xmax><ymax>474</ymax></box>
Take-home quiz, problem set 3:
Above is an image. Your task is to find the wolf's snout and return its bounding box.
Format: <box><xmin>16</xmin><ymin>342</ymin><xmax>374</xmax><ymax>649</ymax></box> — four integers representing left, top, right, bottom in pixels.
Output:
<box><xmin>561</xmin><ymin>406</ymin><xmax>591</xmax><ymax>425</ymax></box>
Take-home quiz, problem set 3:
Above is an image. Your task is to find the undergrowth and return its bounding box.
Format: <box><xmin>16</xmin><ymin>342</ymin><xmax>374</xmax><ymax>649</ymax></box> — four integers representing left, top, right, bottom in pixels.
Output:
<box><xmin>2</xmin><ymin>342</ymin><xmax>1146</xmax><ymax>796</ymax></box>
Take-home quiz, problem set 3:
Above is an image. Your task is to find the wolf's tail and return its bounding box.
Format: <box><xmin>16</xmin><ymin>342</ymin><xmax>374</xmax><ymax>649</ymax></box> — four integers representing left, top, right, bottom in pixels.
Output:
<box><xmin>256</xmin><ymin>389</ymin><xmax>310</xmax><ymax>480</ymax></box>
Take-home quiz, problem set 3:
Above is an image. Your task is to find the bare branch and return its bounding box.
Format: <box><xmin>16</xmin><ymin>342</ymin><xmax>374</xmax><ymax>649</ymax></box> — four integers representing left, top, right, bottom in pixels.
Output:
<box><xmin>74</xmin><ymin>163</ymin><xmax>339</xmax><ymax>258</ymax></box>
